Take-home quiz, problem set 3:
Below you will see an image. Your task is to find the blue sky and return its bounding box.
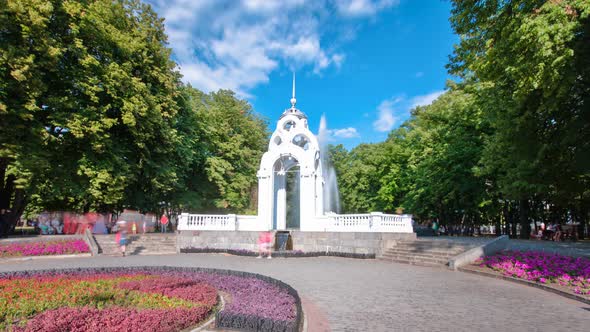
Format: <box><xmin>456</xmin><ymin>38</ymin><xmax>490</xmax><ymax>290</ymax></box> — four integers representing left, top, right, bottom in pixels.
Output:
<box><xmin>146</xmin><ymin>0</ymin><xmax>458</xmax><ymax>149</ymax></box>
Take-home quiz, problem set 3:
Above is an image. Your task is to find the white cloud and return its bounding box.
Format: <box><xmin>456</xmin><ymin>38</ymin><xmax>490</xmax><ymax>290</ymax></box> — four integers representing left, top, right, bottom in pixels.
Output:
<box><xmin>372</xmin><ymin>91</ymin><xmax>447</xmax><ymax>132</ymax></box>
<box><xmin>331</xmin><ymin>127</ymin><xmax>360</xmax><ymax>138</ymax></box>
<box><xmin>331</xmin><ymin>54</ymin><xmax>345</xmax><ymax>68</ymax></box>
<box><xmin>335</xmin><ymin>0</ymin><xmax>399</xmax><ymax>17</ymax></box>
<box><xmin>411</xmin><ymin>90</ymin><xmax>445</xmax><ymax>108</ymax></box>
<box><xmin>146</xmin><ymin>0</ymin><xmax>394</xmax><ymax>97</ymax></box>
<box><xmin>242</xmin><ymin>0</ymin><xmax>305</xmax><ymax>12</ymax></box>
<box><xmin>373</xmin><ymin>97</ymin><xmax>402</xmax><ymax>132</ymax></box>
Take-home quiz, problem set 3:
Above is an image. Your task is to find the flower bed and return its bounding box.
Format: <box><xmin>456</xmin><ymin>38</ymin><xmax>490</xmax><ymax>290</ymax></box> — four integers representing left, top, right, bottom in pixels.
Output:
<box><xmin>0</xmin><ymin>239</ymin><xmax>89</xmax><ymax>257</ymax></box>
<box><xmin>476</xmin><ymin>251</ymin><xmax>590</xmax><ymax>296</ymax></box>
<box><xmin>181</xmin><ymin>247</ymin><xmax>376</xmax><ymax>259</ymax></box>
<box><xmin>0</xmin><ymin>267</ymin><xmax>301</xmax><ymax>332</ymax></box>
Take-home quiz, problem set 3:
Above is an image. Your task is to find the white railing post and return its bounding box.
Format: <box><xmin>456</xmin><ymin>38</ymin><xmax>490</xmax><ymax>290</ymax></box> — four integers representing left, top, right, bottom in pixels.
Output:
<box><xmin>402</xmin><ymin>214</ymin><xmax>414</xmax><ymax>233</ymax></box>
<box><xmin>178</xmin><ymin>213</ymin><xmax>189</xmax><ymax>230</ymax></box>
<box><xmin>370</xmin><ymin>212</ymin><xmax>383</xmax><ymax>232</ymax></box>
<box><xmin>228</xmin><ymin>214</ymin><xmax>237</xmax><ymax>231</ymax></box>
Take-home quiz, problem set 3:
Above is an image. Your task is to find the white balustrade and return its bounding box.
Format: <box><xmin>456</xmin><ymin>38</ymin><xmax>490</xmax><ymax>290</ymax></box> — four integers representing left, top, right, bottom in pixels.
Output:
<box><xmin>314</xmin><ymin>212</ymin><xmax>413</xmax><ymax>233</ymax></box>
<box><xmin>177</xmin><ymin>213</ymin><xmax>236</xmax><ymax>231</ymax></box>
<box><xmin>178</xmin><ymin>212</ymin><xmax>413</xmax><ymax>233</ymax></box>
<box><xmin>332</xmin><ymin>214</ymin><xmax>373</xmax><ymax>231</ymax></box>
<box><xmin>236</xmin><ymin>215</ymin><xmax>266</xmax><ymax>231</ymax></box>
<box><xmin>380</xmin><ymin>214</ymin><xmax>414</xmax><ymax>233</ymax></box>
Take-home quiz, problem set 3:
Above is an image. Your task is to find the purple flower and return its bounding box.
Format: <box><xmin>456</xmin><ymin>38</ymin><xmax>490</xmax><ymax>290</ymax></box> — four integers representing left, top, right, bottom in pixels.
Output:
<box><xmin>0</xmin><ymin>240</ymin><xmax>89</xmax><ymax>257</ymax></box>
<box><xmin>479</xmin><ymin>250</ymin><xmax>590</xmax><ymax>296</ymax></box>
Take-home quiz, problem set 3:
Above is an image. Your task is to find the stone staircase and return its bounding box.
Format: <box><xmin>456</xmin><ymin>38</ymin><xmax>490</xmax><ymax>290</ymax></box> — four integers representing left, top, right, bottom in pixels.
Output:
<box><xmin>94</xmin><ymin>234</ymin><xmax>177</xmax><ymax>256</ymax></box>
<box><xmin>379</xmin><ymin>239</ymin><xmax>476</xmax><ymax>267</ymax></box>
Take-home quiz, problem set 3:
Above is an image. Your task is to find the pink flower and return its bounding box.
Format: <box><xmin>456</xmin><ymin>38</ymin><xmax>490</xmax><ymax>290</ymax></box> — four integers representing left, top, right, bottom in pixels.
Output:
<box><xmin>479</xmin><ymin>250</ymin><xmax>590</xmax><ymax>296</ymax></box>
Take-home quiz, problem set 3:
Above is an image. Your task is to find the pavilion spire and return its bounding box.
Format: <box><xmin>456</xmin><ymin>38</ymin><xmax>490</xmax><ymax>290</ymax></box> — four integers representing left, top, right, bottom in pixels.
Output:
<box><xmin>290</xmin><ymin>72</ymin><xmax>296</xmax><ymax>109</ymax></box>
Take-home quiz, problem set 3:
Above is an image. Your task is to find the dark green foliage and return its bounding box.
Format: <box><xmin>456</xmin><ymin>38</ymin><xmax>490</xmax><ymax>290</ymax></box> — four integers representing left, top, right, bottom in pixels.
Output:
<box><xmin>332</xmin><ymin>0</ymin><xmax>590</xmax><ymax>238</ymax></box>
<box><xmin>0</xmin><ymin>0</ymin><xmax>268</xmax><ymax>233</ymax></box>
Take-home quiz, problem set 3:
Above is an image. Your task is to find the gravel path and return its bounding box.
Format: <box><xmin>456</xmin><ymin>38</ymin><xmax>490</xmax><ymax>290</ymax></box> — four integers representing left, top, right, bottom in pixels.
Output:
<box><xmin>1</xmin><ymin>254</ymin><xmax>589</xmax><ymax>331</ymax></box>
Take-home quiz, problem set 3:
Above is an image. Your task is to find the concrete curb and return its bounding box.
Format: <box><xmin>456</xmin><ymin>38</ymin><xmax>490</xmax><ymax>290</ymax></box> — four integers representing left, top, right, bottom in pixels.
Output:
<box><xmin>300</xmin><ymin>296</ymin><xmax>331</xmax><ymax>332</ymax></box>
<box><xmin>0</xmin><ymin>253</ymin><xmax>92</xmax><ymax>263</ymax></box>
<box><xmin>448</xmin><ymin>235</ymin><xmax>509</xmax><ymax>270</ymax></box>
<box><xmin>458</xmin><ymin>266</ymin><xmax>590</xmax><ymax>305</ymax></box>
<box><xmin>84</xmin><ymin>229</ymin><xmax>99</xmax><ymax>256</ymax></box>
<box><xmin>190</xmin><ymin>293</ymin><xmax>226</xmax><ymax>332</ymax></box>
<box><xmin>0</xmin><ymin>235</ymin><xmax>83</xmax><ymax>243</ymax></box>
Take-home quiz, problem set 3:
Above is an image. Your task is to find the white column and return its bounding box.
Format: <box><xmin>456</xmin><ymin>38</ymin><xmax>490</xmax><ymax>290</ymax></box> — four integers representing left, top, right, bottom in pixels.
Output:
<box><xmin>257</xmin><ymin>174</ymin><xmax>273</xmax><ymax>231</ymax></box>
<box><xmin>299</xmin><ymin>174</ymin><xmax>314</xmax><ymax>231</ymax></box>
<box><xmin>275</xmin><ymin>173</ymin><xmax>286</xmax><ymax>230</ymax></box>
<box><xmin>315</xmin><ymin>174</ymin><xmax>324</xmax><ymax>216</ymax></box>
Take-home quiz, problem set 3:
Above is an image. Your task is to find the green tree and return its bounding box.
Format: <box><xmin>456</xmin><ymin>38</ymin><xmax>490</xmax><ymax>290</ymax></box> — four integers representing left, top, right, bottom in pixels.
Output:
<box><xmin>200</xmin><ymin>90</ymin><xmax>268</xmax><ymax>213</ymax></box>
<box><xmin>166</xmin><ymin>87</ymin><xmax>268</xmax><ymax>214</ymax></box>
<box><xmin>449</xmin><ymin>0</ymin><xmax>590</xmax><ymax>237</ymax></box>
<box><xmin>330</xmin><ymin>140</ymin><xmax>408</xmax><ymax>214</ymax></box>
<box><xmin>402</xmin><ymin>89</ymin><xmax>488</xmax><ymax>226</ymax></box>
<box><xmin>0</xmin><ymin>0</ymin><xmax>180</xmax><ymax>233</ymax></box>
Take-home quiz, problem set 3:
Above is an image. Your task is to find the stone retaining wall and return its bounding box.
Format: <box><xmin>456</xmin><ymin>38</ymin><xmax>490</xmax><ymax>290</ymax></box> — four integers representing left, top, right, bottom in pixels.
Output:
<box><xmin>448</xmin><ymin>235</ymin><xmax>509</xmax><ymax>270</ymax></box>
<box><xmin>176</xmin><ymin>230</ymin><xmax>416</xmax><ymax>256</ymax></box>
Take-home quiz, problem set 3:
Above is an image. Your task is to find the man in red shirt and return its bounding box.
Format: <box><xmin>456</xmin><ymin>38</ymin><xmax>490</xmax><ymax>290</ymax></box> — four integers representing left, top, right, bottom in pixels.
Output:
<box><xmin>160</xmin><ymin>214</ymin><xmax>168</xmax><ymax>233</ymax></box>
<box><xmin>257</xmin><ymin>231</ymin><xmax>273</xmax><ymax>259</ymax></box>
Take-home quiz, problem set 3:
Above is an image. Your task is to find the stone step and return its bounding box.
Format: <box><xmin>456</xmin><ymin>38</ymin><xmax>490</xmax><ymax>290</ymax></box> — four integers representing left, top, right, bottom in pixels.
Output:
<box><xmin>382</xmin><ymin>251</ymin><xmax>451</xmax><ymax>260</ymax></box>
<box><xmin>392</xmin><ymin>245</ymin><xmax>470</xmax><ymax>252</ymax></box>
<box><xmin>385</xmin><ymin>250</ymin><xmax>465</xmax><ymax>258</ymax></box>
<box><xmin>100</xmin><ymin>249</ymin><xmax>176</xmax><ymax>256</ymax></box>
<box><xmin>378</xmin><ymin>256</ymin><xmax>447</xmax><ymax>267</ymax></box>
<box><xmin>99</xmin><ymin>242</ymin><xmax>176</xmax><ymax>246</ymax></box>
<box><xmin>384</xmin><ymin>250</ymin><xmax>456</xmax><ymax>259</ymax></box>
<box><xmin>388</xmin><ymin>247</ymin><xmax>465</xmax><ymax>254</ymax></box>
<box><xmin>380</xmin><ymin>239</ymin><xmax>473</xmax><ymax>268</ymax></box>
<box><xmin>381</xmin><ymin>253</ymin><xmax>449</xmax><ymax>264</ymax></box>
<box><xmin>398</xmin><ymin>239</ymin><xmax>473</xmax><ymax>245</ymax></box>
<box><xmin>127</xmin><ymin>252</ymin><xmax>177</xmax><ymax>255</ymax></box>
<box><xmin>128</xmin><ymin>240</ymin><xmax>176</xmax><ymax>243</ymax></box>
<box><xmin>395</xmin><ymin>242</ymin><xmax>471</xmax><ymax>249</ymax></box>
<box><xmin>93</xmin><ymin>234</ymin><xmax>176</xmax><ymax>256</ymax></box>
<box><xmin>127</xmin><ymin>237</ymin><xmax>176</xmax><ymax>240</ymax></box>
<box><xmin>127</xmin><ymin>248</ymin><xmax>177</xmax><ymax>252</ymax></box>
<box><xmin>387</xmin><ymin>245</ymin><xmax>467</xmax><ymax>252</ymax></box>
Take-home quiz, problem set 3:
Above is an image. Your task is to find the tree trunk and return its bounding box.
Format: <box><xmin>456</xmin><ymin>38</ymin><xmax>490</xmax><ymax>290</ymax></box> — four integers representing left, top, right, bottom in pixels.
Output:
<box><xmin>495</xmin><ymin>203</ymin><xmax>502</xmax><ymax>236</ymax></box>
<box><xmin>519</xmin><ymin>199</ymin><xmax>531</xmax><ymax>239</ymax></box>
<box><xmin>577</xmin><ymin>199</ymin><xmax>589</xmax><ymax>240</ymax></box>
<box><xmin>502</xmin><ymin>201</ymin><xmax>510</xmax><ymax>236</ymax></box>
<box><xmin>0</xmin><ymin>159</ymin><xmax>28</xmax><ymax>237</ymax></box>
<box><xmin>0</xmin><ymin>158</ymin><xmax>12</xmax><ymax>210</ymax></box>
<box><xmin>510</xmin><ymin>202</ymin><xmax>517</xmax><ymax>238</ymax></box>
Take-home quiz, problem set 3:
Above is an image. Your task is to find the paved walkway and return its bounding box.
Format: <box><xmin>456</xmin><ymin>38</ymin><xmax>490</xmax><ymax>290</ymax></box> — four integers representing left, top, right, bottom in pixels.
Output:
<box><xmin>506</xmin><ymin>239</ymin><xmax>590</xmax><ymax>258</ymax></box>
<box><xmin>423</xmin><ymin>236</ymin><xmax>590</xmax><ymax>258</ymax></box>
<box><xmin>1</xmin><ymin>254</ymin><xmax>589</xmax><ymax>331</ymax></box>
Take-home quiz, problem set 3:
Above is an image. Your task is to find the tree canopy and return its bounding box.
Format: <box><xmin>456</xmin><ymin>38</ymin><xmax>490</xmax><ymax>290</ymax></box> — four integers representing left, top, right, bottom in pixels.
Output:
<box><xmin>1</xmin><ymin>0</ymin><xmax>588</xmax><ymax>239</ymax></box>
<box><xmin>332</xmin><ymin>0</ymin><xmax>590</xmax><ymax>238</ymax></box>
<box><xmin>0</xmin><ymin>0</ymin><xmax>268</xmax><ymax>234</ymax></box>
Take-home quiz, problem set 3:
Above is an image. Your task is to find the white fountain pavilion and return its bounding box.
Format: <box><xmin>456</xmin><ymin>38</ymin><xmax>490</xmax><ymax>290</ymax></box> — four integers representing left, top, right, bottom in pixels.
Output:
<box><xmin>178</xmin><ymin>76</ymin><xmax>413</xmax><ymax>234</ymax></box>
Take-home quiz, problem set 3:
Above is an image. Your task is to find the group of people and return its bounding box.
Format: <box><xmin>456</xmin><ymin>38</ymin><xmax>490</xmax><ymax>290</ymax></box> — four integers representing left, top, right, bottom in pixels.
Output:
<box><xmin>431</xmin><ymin>221</ymin><xmax>474</xmax><ymax>236</ymax></box>
<box><xmin>436</xmin><ymin>224</ymin><xmax>482</xmax><ymax>237</ymax></box>
<box><xmin>114</xmin><ymin>214</ymin><xmax>170</xmax><ymax>256</ymax></box>
<box><xmin>532</xmin><ymin>223</ymin><xmax>568</xmax><ymax>241</ymax></box>
<box><xmin>430</xmin><ymin>220</ymin><xmax>483</xmax><ymax>236</ymax></box>
<box><xmin>33</xmin><ymin>215</ymin><xmax>64</xmax><ymax>235</ymax></box>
